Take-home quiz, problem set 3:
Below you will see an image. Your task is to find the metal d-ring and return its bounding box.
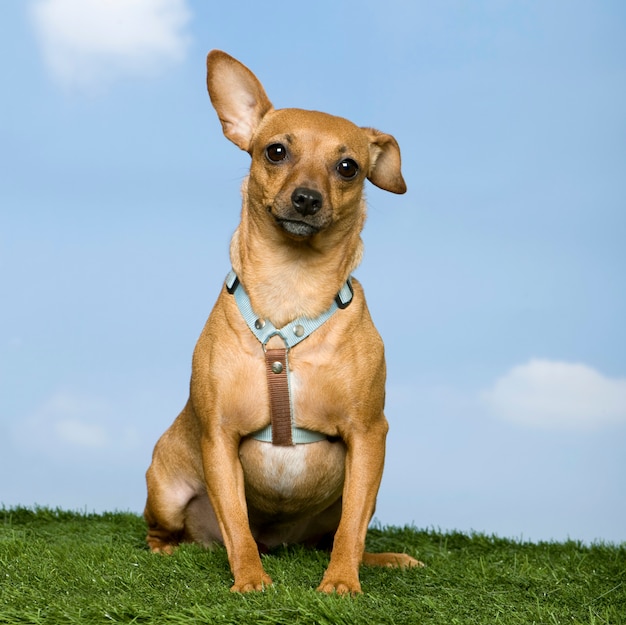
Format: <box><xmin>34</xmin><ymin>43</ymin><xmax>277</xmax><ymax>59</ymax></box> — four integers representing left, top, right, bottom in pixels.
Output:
<box><xmin>261</xmin><ymin>331</ymin><xmax>290</xmax><ymax>354</ymax></box>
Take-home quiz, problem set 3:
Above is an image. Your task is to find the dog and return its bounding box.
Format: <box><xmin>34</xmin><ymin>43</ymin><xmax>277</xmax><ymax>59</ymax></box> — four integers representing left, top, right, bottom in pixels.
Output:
<box><xmin>144</xmin><ymin>50</ymin><xmax>422</xmax><ymax>595</ymax></box>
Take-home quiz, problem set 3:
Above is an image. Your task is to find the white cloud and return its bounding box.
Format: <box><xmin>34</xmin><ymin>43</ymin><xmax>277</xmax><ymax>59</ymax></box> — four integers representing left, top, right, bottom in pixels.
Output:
<box><xmin>30</xmin><ymin>0</ymin><xmax>191</xmax><ymax>89</ymax></box>
<box><xmin>482</xmin><ymin>359</ymin><xmax>626</xmax><ymax>430</ymax></box>
<box><xmin>13</xmin><ymin>391</ymin><xmax>109</xmax><ymax>451</ymax></box>
<box><xmin>55</xmin><ymin>418</ymin><xmax>108</xmax><ymax>448</ymax></box>
<box><xmin>12</xmin><ymin>390</ymin><xmax>139</xmax><ymax>455</ymax></box>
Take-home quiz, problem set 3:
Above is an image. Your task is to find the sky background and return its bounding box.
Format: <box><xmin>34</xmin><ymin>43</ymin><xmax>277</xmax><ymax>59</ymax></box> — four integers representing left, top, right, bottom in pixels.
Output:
<box><xmin>1</xmin><ymin>0</ymin><xmax>625</xmax><ymax>545</ymax></box>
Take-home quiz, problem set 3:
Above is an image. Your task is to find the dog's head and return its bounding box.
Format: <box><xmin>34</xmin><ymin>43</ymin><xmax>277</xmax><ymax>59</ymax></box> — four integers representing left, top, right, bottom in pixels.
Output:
<box><xmin>206</xmin><ymin>50</ymin><xmax>405</xmax><ymax>241</ymax></box>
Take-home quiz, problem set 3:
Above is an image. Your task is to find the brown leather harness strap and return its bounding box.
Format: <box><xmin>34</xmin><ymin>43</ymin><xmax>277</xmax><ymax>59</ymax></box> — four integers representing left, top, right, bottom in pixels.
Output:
<box><xmin>264</xmin><ymin>347</ymin><xmax>293</xmax><ymax>446</ymax></box>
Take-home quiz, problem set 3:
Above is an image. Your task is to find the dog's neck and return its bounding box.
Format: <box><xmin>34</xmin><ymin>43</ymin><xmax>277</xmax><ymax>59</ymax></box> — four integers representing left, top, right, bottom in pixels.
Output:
<box><xmin>230</xmin><ymin>194</ymin><xmax>365</xmax><ymax>328</ymax></box>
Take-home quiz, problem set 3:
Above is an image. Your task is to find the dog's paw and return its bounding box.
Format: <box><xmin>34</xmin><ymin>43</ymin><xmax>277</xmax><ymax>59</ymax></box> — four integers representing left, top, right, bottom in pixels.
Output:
<box><xmin>317</xmin><ymin>572</ymin><xmax>362</xmax><ymax>596</ymax></box>
<box><xmin>152</xmin><ymin>544</ymin><xmax>178</xmax><ymax>555</ymax></box>
<box><xmin>362</xmin><ymin>551</ymin><xmax>425</xmax><ymax>568</ymax></box>
<box><xmin>146</xmin><ymin>539</ymin><xmax>178</xmax><ymax>555</ymax></box>
<box><xmin>230</xmin><ymin>571</ymin><xmax>273</xmax><ymax>593</ymax></box>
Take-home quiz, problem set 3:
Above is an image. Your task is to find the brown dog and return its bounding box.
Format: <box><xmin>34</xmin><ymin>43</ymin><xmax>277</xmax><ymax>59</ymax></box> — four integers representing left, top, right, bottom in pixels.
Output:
<box><xmin>144</xmin><ymin>50</ymin><xmax>422</xmax><ymax>595</ymax></box>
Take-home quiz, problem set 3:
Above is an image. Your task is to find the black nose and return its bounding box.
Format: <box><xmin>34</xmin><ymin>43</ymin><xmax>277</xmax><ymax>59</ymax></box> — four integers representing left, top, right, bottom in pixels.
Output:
<box><xmin>291</xmin><ymin>187</ymin><xmax>323</xmax><ymax>216</ymax></box>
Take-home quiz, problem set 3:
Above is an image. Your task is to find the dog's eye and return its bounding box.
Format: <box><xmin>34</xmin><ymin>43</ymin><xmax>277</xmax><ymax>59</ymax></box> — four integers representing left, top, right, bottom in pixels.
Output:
<box><xmin>266</xmin><ymin>143</ymin><xmax>288</xmax><ymax>163</ymax></box>
<box><xmin>336</xmin><ymin>158</ymin><xmax>359</xmax><ymax>180</ymax></box>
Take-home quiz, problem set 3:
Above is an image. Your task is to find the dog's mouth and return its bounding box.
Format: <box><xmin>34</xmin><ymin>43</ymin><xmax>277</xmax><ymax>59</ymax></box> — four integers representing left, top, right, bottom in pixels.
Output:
<box><xmin>267</xmin><ymin>203</ymin><xmax>328</xmax><ymax>239</ymax></box>
<box><xmin>275</xmin><ymin>218</ymin><xmax>321</xmax><ymax>238</ymax></box>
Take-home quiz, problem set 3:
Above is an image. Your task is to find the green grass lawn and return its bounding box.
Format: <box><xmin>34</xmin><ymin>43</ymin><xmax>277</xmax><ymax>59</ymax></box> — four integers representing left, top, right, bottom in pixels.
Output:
<box><xmin>1</xmin><ymin>507</ymin><xmax>624</xmax><ymax>624</ymax></box>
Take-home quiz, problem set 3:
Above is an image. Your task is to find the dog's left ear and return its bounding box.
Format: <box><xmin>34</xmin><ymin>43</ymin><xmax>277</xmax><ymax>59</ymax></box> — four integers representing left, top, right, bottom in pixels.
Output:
<box><xmin>206</xmin><ymin>50</ymin><xmax>274</xmax><ymax>153</ymax></box>
<box><xmin>363</xmin><ymin>128</ymin><xmax>407</xmax><ymax>194</ymax></box>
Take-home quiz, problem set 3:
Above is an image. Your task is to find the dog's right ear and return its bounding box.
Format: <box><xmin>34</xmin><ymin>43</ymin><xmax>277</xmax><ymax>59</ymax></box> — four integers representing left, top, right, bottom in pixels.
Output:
<box><xmin>206</xmin><ymin>50</ymin><xmax>274</xmax><ymax>153</ymax></box>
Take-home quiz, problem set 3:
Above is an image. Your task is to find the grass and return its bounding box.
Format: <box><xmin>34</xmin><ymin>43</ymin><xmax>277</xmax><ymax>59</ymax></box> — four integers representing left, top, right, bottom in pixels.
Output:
<box><xmin>0</xmin><ymin>507</ymin><xmax>624</xmax><ymax>624</ymax></box>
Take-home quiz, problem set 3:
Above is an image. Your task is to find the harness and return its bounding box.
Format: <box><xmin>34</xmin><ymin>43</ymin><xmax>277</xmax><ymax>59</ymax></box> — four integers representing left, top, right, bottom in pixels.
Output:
<box><xmin>225</xmin><ymin>270</ymin><xmax>353</xmax><ymax>446</ymax></box>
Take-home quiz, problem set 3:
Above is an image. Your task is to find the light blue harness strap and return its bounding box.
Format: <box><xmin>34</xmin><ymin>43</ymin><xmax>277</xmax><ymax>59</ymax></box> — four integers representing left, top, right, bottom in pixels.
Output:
<box><xmin>226</xmin><ymin>270</ymin><xmax>352</xmax><ymax>349</ymax></box>
<box><xmin>225</xmin><ymin>270</ymin><xmax>352</xmax><ymax>445</ymax></box>
<box><xmin>250</xmin><ymin>424</ymin><xmax>326</xmax><ymax>444</ymax></box>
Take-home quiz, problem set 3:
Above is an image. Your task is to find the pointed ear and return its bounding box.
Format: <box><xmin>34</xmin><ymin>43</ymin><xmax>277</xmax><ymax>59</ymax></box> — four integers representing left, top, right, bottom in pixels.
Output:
<box><xmin>206</xmin><ymin>50</ymin><xmax>274</xmax><ymax>152</ymax></box>
<box><xmin>363</xmin><ymin>128</ymin><xmax>407</xmax><ymax>194</ymax></box>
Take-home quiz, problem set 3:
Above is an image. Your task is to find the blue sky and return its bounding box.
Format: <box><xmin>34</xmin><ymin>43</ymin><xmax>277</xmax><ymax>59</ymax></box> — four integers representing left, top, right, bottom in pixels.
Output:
<box><xmin>1</xmin><ymin>0</ymin><xmax>625</xmax><ymax>544</ymax></box>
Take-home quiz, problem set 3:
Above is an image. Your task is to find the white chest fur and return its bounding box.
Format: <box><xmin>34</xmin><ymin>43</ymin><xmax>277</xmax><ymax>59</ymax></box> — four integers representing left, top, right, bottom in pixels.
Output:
<box><xmin>258</xmin><ymin>444</ymin><xmax>309</xmax><ymax>497</ymax></box>
<box><xmin>239</xmin><ymin>436</ymin><xmax>346</xmax><ymax>516</ymax></box>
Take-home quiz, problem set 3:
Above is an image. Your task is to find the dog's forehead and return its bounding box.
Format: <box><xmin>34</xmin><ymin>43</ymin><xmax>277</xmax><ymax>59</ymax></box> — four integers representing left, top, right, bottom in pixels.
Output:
<box><xmin>255</xmin><ymin>108</ymin><xmax>369</xmax><ymax>154</ymax></box>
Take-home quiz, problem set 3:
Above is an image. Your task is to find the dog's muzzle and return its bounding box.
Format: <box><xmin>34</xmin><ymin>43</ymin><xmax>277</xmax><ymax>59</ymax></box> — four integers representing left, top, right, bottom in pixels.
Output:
<box><xmin>271</xmin><ymin>186</ymin><xmax>327</xmax><ymax>238</ymax></box>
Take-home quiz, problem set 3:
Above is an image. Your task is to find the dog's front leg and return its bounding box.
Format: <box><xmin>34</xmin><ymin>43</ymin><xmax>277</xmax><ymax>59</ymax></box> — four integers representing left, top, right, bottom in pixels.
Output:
<box><xmin>201</xmin><ymin>434</ymin><xmax>272</xmax><ymax>592</ymax></box>
<box><xmin>317</xmin><ymin>419</ymin><xmax>388</xmax><ymax>595</ymax></box>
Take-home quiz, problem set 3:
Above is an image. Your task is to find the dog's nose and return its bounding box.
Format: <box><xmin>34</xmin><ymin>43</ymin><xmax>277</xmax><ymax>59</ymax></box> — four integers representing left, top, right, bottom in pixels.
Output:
<box><xmin>291</xmin><ymin>187</ymin><xmax>323</xmax><ymax>216</ymax></box>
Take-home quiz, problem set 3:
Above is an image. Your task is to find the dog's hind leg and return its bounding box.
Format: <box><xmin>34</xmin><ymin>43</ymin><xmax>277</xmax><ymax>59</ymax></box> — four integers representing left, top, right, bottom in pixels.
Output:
<box><xmin>145</xmin><ymin>401</ymin><xmax>217</xmax><ymax>553</ymax></box>
<box><xmin>144</xmin><ymin>471</ymin><xmax>197</xmax><ymax>553</ymax></box>
<box><xmin>145</xmin><ymin>484</ymin><xmax>222</xmax><ymax>553</ymax></box>
<box><xmin>144</xmin><ymin>441</ymin><xmax>208</xmax><ymax>551</ymax></box>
